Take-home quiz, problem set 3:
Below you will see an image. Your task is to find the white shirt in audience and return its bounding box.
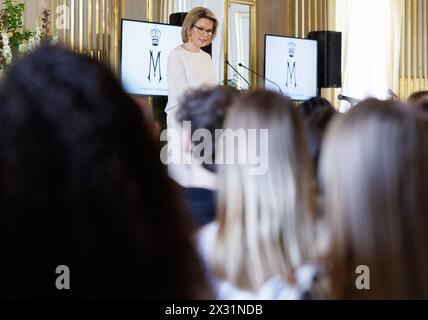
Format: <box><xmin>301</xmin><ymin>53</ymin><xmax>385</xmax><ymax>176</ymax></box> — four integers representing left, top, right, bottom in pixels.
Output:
<box><xmin>197</xmin><ymin>222</ymin><xmax>320</xmax><ymax>300</ymax></box>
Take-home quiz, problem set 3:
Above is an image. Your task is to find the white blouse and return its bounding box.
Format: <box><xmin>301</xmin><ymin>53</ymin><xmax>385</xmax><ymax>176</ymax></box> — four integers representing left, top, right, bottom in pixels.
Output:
<box><xmin>165</xmin><ymin>45</ymin><xmax>216</xmax><ymax>113</ymax></box>
<box><xmin>165</xmin><ymin>45</ymin><xmax>216</xmax><ymax>188</ymax></box>
<box><xmin>197</xmin><ymin>222</ymin><xmax>321</xmax><ymax>300</ymax></box>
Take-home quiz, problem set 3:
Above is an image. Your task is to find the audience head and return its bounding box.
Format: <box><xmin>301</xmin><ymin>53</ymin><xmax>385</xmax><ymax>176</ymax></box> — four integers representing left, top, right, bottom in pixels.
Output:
<box><xmin>408</xmin><ymin>90</ymin><xmax>428</xmax><ymax>117</ymax></box>
<box><xmin>176</xmin><ymin>85</ymin><xmax>236</xmax><ymax>173</ymax></box>
<box><xmin>304</xmin><ymin>106</ymin><xmax>338</xmax><ymax>177</ymax></box>
<box><xmin>212</xmin><ymin>89</ymin><xmax>319</xmax><ymax>292</ymax></box>
<box><xmin>0</xmin><ymin>45</ymin><xmax>210</xmax><ymax>299</ymax></box>
<box><xmin>298</xmin><ymin>96</ymin><xmax>333</xmax><ymax>119</ymax></box>
<box><xmin>320</xmin><ymin>98</ymin><xmax>428</xmax><ymax>299</ymax></box>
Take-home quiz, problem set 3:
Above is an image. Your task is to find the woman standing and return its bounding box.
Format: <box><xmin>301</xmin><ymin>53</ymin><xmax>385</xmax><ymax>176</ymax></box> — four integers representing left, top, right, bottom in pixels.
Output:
<box><xmin>166</xmin><ymin>7</ymin><xmax>218</xmax><ymax>187</ymax></box>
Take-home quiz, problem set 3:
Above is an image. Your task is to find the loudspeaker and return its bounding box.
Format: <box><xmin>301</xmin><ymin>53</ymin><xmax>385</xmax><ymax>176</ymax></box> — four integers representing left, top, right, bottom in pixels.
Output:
<box><xmin>169</xmin><ymin>12</ymin><xmax>188</xmax><ymax>26</ymax></box>
<box><xmin>307</xmin><ymin>31</ymin><xmax>342</xmax><ymax>88</ymax></box>
<box><xmin>169</xmin><ymin>12</ymin><xmax>212</xmax><ymax>57</ymax></box>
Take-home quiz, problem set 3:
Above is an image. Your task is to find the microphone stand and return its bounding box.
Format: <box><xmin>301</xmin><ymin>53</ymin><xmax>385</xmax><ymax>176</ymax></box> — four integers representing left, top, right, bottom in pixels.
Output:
<box><xmin>225</xmin><ymin>60</ymin><xmax>251</xmax><ymax>90</ymax></box>
<box><xmin>387</xmin><ymin>89</ymin><xmax>400</xmax><ymax>101</ymax></box>
<box><xmin>337</xmin><ymin>94</ymin><xmax>361</xmax><ymax>107</ymax></box>
<box><xmin>238</xmin><ymin>62</ymin><xmax>283</xmax><ymax>95</ymax></box>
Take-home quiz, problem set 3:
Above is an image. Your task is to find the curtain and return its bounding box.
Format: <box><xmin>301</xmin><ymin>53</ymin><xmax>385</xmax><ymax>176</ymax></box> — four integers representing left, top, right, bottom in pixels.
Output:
<box><xmin>336</xmin><ymin>0</ymin><xmax>403</xmax><ymax>112</ymax></box>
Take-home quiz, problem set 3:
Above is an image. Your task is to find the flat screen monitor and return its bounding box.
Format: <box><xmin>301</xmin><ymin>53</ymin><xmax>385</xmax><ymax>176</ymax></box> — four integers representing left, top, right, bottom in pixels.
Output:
<box><xmin>120</xmin><ymin>19</ymin><xmax>182</xmax><ymax>96</ymax></box>
<box><xmin>264</xmin><ymin>34</ymin><xmax>318</xmax><ymax>101</ymax></box>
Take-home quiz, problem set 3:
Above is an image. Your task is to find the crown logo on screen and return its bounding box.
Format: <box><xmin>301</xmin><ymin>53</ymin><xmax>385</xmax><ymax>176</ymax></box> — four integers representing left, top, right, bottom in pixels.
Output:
<box><xmin>150</xmin><ymin>26</ymin><xmax>161</xmax><ymax>46</ymax></box>
<box><xmin>288</xmin><ymin>42</ymin><xmax>296</xmax><ymax>58</ymax></box>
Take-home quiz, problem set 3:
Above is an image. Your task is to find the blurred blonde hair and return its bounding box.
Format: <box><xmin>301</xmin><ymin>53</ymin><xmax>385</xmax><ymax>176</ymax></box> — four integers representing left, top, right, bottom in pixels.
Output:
<box><xmin>182</xmin><ymin>7</ymin><xmax>218</xmax><ymax>43</ymax></box>
<box><xmin>320</xmin><ymin>99</ymin><xmax>428</xmax><ymax>299</ymax></box>
<box><xmin>211</xmin><ymin>90</ymin><xmax>321</xmax><ymax>291</ymax></box>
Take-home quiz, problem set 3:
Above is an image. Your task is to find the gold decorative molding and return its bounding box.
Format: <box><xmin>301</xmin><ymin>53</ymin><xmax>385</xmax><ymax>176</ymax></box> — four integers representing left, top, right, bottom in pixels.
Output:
<box><xmin>224</xmin><ymin>0</ymin><xmax>257</xmax><ymax>86</ymax></box>
<box><xmin>147</xmin><ymin>0</ymin><xmax>154</xmax><ymax>22</ymax></box>
<box><xmin>51</xmin><ymin>0</ymin><xmax>124</xmax><ymax>72</ymax></box>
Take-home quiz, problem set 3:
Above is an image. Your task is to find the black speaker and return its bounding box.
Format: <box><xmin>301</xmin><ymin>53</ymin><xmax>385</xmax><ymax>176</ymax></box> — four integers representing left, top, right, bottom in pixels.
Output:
<box><xmin>169</xmin><ymin>12</ymin><xmax>188</xmax><ymax>26</ymax></box>
<box><xmin>307</xmin><ymin>31</ymin><xmax>342</xmax><ymax>88</ymax></box>
<box><xmin>169</xmin><ymin>12</ymin><xmax>212</xmax><ymax>57</ymax></box>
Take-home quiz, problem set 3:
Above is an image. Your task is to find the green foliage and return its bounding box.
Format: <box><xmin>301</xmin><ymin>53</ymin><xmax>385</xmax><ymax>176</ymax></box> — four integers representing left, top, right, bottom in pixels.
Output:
<box><xmin>1</xmin><ymin>0</ymin><xmax>25</xmax><ymax>30</ymax></box>
<box><xmin>0</xmin><ymin>0</ymin><xmax>32</xmax><ymax>69</ymax></box>
<box><xmin>0</xmin><ymin>0</ymin><xmax>33</xmax><ymax>50</ymax></box>
<box><xmin>0</xmin><ymin>0</ymin><xmax>55</xmax><ymax>71</ymax></box>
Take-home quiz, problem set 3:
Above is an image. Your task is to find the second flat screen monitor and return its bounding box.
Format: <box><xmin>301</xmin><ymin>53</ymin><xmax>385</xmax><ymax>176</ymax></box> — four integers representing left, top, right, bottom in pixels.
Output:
<box><xmin>264</xmin><ymin>34</ymin><xmax>317</xmax><ymax>101</ymax></box>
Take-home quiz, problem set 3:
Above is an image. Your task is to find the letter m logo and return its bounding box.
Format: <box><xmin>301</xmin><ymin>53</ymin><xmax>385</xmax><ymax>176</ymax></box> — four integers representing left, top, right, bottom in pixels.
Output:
<box><xmin>285</xmin><ymin>61</ymin><xmax>297</xmax><ymax>88</ymax></box>
<box><xmin>148</xmin><ymin>50</ymin><xmax>162</xmax><ymax>82</ymax></box>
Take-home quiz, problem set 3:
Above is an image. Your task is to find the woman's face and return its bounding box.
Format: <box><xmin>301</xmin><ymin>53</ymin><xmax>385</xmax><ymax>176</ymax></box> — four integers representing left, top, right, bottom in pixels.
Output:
<box><xmin>188</xmin><ymin>18</ymin><xmax>214</xmax><ymax>48</ymax></box>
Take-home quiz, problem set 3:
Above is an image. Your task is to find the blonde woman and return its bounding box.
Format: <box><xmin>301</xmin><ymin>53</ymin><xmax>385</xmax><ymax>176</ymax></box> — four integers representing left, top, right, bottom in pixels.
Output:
<box><xmin>320</xmin><ymin>99</ymin><xmax>428</xmax><ymax>299</ymax></box>
<box><xmin>166</xmin><ymin>7</ymin><xmax>218</xmax><ymax>187</ymax></box>
<box><xmin>198</xmin><ymin>89</ymin><xmax>323</xmax><ymax>299</ymax></box>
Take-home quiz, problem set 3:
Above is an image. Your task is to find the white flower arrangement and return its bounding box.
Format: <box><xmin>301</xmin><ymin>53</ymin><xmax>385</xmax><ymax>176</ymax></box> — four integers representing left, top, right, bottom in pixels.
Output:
<box><xmin>27</xmin><ymin>25</ymin><xmax>41</xmax><ymax>52</ymax></box>
<box><xmin>51</xmin><ymin>33</ymin><xmax>59</xmax><ymax>45</ymax></box>
<box><xmin>0</xmin><ymin>1</ymin><xmax>54</xmax><ymax>71</ymax></box>
<box><xmin>1</xmin><ymin>31</ymin><xmax>12</xmax><ymax>66</ymax></box>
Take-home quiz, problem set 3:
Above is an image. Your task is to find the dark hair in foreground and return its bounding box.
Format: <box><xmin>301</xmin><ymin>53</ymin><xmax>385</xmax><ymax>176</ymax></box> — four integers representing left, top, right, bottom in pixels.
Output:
<box><xmin>0</xmin><ymin>45</ymin><xmax>210</xmax><ymax>299</ymax></box>
<box><xmin>320</xmin><ymin>99</ymin><xmax>428</xmax><ymax>299</ymax></box>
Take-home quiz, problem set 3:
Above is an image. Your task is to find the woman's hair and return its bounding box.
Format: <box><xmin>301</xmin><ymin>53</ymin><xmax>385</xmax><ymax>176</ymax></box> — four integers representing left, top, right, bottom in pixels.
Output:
<box><xmin>182</xmin><ymin>7</ymin><xmax>218</xmax><ymax>43</ymax></box>
<box><xmin>304</xmin><ymin>106</ymin><xmax>338</xmax><ymax>177</ymax></box>
<box><xmin>407</xmin><ymin>90</ymin><xmax>428</xmax><ymax>116</ymax></box>
<box><xmin>298</xmin><ymin>97</ymin><xmax>333</xmax><ymax>120</ymax></box>
<box><xmin>176</xmin><ymin>85</ymin><xmax>236</xmax><ymax>173</ymax></box>
<box><xmin>0</xmin><ymin>45</ymin><xmax>210</xmax><ymax>299</ymax></box>
<box><xmin>320</xmin><ymin>99</ymin><xmax>428</xmax><ymax>299</ymax></box>
<box><xmin>211</xmin><ymin>89</ymin><xmax>319</xmax><ymax>291</ymax></box>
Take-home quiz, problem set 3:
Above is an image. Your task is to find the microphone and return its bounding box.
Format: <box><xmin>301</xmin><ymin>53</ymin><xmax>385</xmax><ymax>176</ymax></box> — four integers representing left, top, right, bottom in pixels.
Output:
<box><xmin>225</xmin><ymin>60</ymin><xmax>251</xmax><ymax>90</ymax></box>
<box><xmin>387</xmin><ymin>89</ymin><xmax>400</xmax><ymax>101</ymax></box>
<box><xmin>337</xmin><ymin>94</ymin><xmax>361</xmax><ymax>106</ymax></box>
<box><xmin>238</xmin><ymin>62</ymin><xmax>283</xmax><ymax>95</ymax></box>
